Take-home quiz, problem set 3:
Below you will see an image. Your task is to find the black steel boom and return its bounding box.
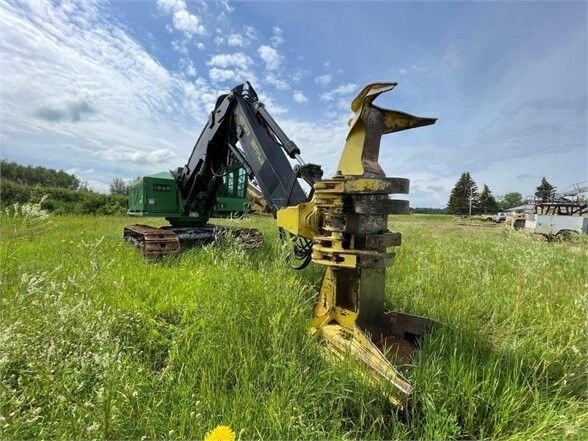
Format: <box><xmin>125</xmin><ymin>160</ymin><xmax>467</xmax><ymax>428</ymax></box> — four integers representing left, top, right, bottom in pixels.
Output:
<box><xmin>172</xmin><ymin>82</ymin><xmax>321</xmax><ymax>217</ymax></box>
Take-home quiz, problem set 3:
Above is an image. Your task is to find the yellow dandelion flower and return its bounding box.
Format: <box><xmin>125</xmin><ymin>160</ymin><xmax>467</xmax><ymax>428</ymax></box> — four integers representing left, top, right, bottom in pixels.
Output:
<box><xmin>204</xmin><ymin>425</ymin><xmax>235</xmax><ymax>441</ymax></box>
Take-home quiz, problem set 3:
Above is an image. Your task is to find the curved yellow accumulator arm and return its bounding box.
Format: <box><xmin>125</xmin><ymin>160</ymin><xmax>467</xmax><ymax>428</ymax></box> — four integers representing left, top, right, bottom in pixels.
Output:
<box><xmin>338</xmin><ymin>82</ymin><xmax>437</xmax><ymax>176</ymax></box>
<box><xmin>277</xmin><ymin>83</ymin><xmax>437</xmax><ymax>406</ymax></box>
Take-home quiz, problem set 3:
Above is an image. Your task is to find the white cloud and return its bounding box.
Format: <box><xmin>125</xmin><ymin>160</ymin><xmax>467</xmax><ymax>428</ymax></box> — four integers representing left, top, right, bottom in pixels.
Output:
<box><xmin>156</xmin><ymin>0</ymin><xmax>183</xmax><ymax>13</ymax></box>
<box><xmin>320</xmin><ymin>83</ymin><xmax>358</xmax><ymax>101</ymax></box>
<box><xmin>279</xmin><ymin>117</ymin><xmax>349</xmax><ymax>176</ymax></box>
<box><xmin>257</xmin><ymin>93</ymin><xmax>288</xmax><ymax>115</ymax></box>
<box><xmin>290</xmin><ymin>68</ymin><xmax>308</xmax><ymax>84</ymax></box>
<box><xmin>336</xmin><ymin>98</ymin><xmax>350</xmax><ymax>111</ymax></box>
<box><xmin>271</xmin><ymin>26</ymin><xmax>284</xmax><ymax>46</ymax></box>
<box><xmin>257</xmin><ymin>45</ymin><xmax>280</xmax><ymax>70</ymax></box>
<box><xmin>209</xmin><ymin>67</ymin><xmax>240</xmax><ymax>82</ymax></box>
<box><xmin>227</xmin><ymin>33</ymin><xmax>246</xmax><ymax>47</ymax></box>
<box><xmin>86</xmin><ymin>179</ymin><xmax>110</xmax><ymax>193</ymax></box>
<box><xmin>243</xmin><ymin>25</ymin><xmax>258</xmax><ymax>41</ymax></box>
<box><xmin>265</xmin><ymin>74</ymin><xmax>289</xmax><ymax>90</ymax></box>
<box><xmin>207</xmin><ymin>52</ymin><xmax>253</xmax><ymax>68</ymax></box>
<box><xmin>196</xmin><ymin>42</ymin><xmax>205</xmax><ymax>50</ymax></box>
<box><xmin>182</xmin><ymin>78</ymin><xmax>221</xmax><ymax>113</ymax></box>
<box><xmin>219</xmin><ymin>0</ymin><xmax>233</xmax><ymax>13</ymax></box>
<box><xmin>100</xmin><ymin>147</ymin><xmax>174</xmax><ymax>164</ymax></box>
<box><xmin>156</xmin><ymin>0</ymin><xmax>205</xmax><ymax>37</ymax></box>
<box><xmin>214</xmin><ymin>36</ymin><xmax>224</xmax><ymax>45</ymax></box>
<box><xmin>411</xmin><ymin>65</ymin><xmax>427</xmax><ymax>72</ymax></box>
<box><xmin>179</xmin><ymin>58</ymin><xmax>197</xmax><ymax>77</ymax></box>
<box><xmin>207</xmin><ymin>53</ymin><xmax>255</xmax><ymax>84</ymax></box>
<box><xmin>314</xmin><ymin>74</ymin><xmax>332</xmax><ymax>86</ymax></box>
<box><xmin>173</xmin><ymin>9</ymin><xmax>205</xmax><ymax>36</ymax></box>
<box><xmin>171</xmin><ymin>39</ymin><xmax>188</xmax><ymax>55</ymax></box>
<box><xmin>185</xmin><ymin>65</ymin><xmax>197</xmax><ymax>77</ymax></box>
<box><xmin>293</xmin><ymin>91</ymin><xmax>308</xmax><ymax>104</ymax></box>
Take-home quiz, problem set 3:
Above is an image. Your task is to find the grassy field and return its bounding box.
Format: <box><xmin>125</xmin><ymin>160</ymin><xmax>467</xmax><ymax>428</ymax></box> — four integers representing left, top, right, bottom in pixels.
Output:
<box><xmin>1</xmin><ymin>207</ymin><xmax>586</xmax><ymax>440</ymax></box>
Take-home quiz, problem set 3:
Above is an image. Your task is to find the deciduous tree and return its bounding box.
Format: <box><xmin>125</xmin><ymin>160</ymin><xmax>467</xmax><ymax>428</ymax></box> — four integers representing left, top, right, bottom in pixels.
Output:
<box><xmin>109</xmin><ymin>177</ymin><xmax>129</xmax><ymax>196</ymax></box>
<box><xmin>0</xmin><ymin>160</ymin><xmax>80</xmax><ymax>189</ymax></box>
<box><xmin>497</xmin><ymin>192</ymin><xmax>523</xmax><ymax>210</ymax></box>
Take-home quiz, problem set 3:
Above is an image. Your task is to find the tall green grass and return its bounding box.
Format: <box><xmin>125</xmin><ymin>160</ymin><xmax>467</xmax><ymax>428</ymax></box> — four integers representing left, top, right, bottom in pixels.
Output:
<box><xmin>1</xmin><ymin>212</ymin><xmax>586</xmax><ymax>440</ymax></box>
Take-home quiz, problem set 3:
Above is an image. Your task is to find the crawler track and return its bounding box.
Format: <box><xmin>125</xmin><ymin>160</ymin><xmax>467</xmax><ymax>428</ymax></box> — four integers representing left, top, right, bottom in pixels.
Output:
<box><xmin>124</xmin><ymin>224</ymin><xmax>263</xmax><ymax>257</ymax></box>
<box><xmin>123</xmin><ymin>224</ymin><xmax>180</xmax><ymax>257</ymax></box>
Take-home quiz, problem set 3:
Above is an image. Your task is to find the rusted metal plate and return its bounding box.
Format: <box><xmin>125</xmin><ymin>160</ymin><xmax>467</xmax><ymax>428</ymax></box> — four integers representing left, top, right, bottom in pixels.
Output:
<box><xmin>382</xmin><ymin>311</ymin><xmax>439</xmax><ymax>337</ymax></box>
<box><xmin>353</xmin><ymin>197</ymin><xmax>409</xmax><ymax>215</ymax></box>
<box><xmin>356</xmin><ymin>250</ymin><xmax>394</xmax><ymax>268</ymax></box>
<box><xmin>314</xmin><ymin>177</ymin><xmax>410</xmax><ymax>195</ymax></box>
<box><xmin>323</xmin><ymin>213</ymin><xmax>388</xmax><ymax>235</ymax></box>
<box><xmin>361</xmin><ymin>311</ymin><xmax>439</xmax><ymax>364</ymax></box>
<box><xmin>364</xmin><ymin>232</ymin><xmax>402</xmax><ymax>249</ymax></box>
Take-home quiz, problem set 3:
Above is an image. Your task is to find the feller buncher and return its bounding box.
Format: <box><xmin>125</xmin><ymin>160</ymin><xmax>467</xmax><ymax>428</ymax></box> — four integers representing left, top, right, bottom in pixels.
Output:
<box><xmin>125</xmin><ymin>82</ymin><xmax>437</xmax><ymax>405</ymax></box>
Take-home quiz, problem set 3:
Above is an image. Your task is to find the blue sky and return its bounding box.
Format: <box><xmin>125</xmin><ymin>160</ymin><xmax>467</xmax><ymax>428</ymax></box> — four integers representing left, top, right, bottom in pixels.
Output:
<box><xmin>1</xmin><ymin>0</ymin><xmax>586</xmax><ymax>207</ymax></box>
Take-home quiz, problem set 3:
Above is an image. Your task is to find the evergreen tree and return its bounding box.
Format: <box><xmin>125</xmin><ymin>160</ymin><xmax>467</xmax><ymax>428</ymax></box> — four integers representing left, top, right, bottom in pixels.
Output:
<box><xmin>535</xmin><ymin>177</ymin><xmax>556</xmax><ymax>201</ymax></box>
<box><xmin>497</xmin><ymin>192</ymin><xmax>524</xmax><ymax>211</ymax></box>
<box><xmin>477</xmin><ymin>184</ymin><xmax>498</xmax><ymax>214</ymax></box>
<box><xmin>447</xmin><ymin>172</ymin><xmax>478</xmax><ymax>215</ymax></box>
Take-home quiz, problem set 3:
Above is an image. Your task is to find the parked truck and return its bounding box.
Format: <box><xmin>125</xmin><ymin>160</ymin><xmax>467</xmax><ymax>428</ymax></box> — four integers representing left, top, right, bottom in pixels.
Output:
<box><xmin>524</xmin><ymin>184</ymin><xmax>587</xmax><ymax>238</ymax></box>
<box><xmin>526</xmin><ymin>213</ymin><xmax>588</xmax><ymax>237</ymax></box>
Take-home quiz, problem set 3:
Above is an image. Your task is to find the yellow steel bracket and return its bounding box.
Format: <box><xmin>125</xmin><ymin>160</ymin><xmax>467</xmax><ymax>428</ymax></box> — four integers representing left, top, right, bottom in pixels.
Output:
<box><xmin>276</xmin><ymin>201</ymin><xmax>318</xmax><ymax>239</ymax></box>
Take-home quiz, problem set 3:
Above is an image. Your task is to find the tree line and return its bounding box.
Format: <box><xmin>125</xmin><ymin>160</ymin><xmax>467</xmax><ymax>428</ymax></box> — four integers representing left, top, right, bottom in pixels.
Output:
<box><xmin>0</xmin><ymin>160</ymin><xmax>81</xmax><ymax>190</ymax></box>
<box><xmin>447</xmin><ymin>172</ymin><xmax>556</xmax><ymax>216</ymax></box>
<box><xmin>1</xmin><ymin>160</ymin><xmax>127</xmax><ymax>215</ymax></box>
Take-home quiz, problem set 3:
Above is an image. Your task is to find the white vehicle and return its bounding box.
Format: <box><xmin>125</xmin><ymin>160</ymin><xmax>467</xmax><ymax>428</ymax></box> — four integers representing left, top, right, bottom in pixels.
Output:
<box><xmin>495</xmin><ymin>212</ymin><xmax>507</xmax><ymax>223</ymax></box>
<box><xmin>526</xmin><ymin>214</ymin><xmax>588</xmax><ymax>237</ymax></box>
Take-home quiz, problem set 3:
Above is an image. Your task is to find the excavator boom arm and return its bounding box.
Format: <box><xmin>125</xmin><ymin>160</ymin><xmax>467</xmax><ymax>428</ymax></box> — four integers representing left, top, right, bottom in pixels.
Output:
<box><xmin>173</xmin><ymin>83</ymin><xmax>320</xmax><ymax>218</ymax></box>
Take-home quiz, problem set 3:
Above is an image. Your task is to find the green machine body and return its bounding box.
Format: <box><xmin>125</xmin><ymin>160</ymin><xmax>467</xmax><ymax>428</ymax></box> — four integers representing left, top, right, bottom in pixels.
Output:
<box><xmin>127</xmin><ymin>168</ymin><xmax>249</xmax><ymax>223</ymax></box>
